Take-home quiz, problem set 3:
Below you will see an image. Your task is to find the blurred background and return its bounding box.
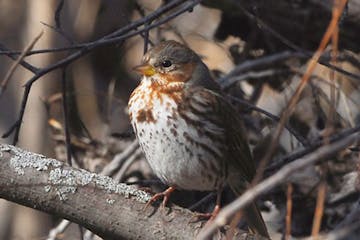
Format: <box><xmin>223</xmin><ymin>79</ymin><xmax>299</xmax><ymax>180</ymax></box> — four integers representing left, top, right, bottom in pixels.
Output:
<box><xmin>0</xmin><ymin>0</ymin><xmax>359</xmax><ymax>239</ymax></box>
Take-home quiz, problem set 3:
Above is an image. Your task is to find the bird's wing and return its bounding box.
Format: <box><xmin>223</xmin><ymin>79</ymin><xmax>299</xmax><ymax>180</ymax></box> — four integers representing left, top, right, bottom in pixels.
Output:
<box><xmin>184</xmin><ymin>87</ymin><xmax>256</xmax><ymax>182</ymax></box>
<box><xmin>183</xmin><ymin>87</ymin><xmax>269</xmax><ymax>237</ymax></box>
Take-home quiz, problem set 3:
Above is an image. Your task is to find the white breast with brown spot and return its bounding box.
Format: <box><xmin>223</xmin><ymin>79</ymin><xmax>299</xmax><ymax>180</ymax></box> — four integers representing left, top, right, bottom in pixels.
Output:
<box><xmin>128</xmin><ymin>77</ymin><xmax>226</xmax><ymax>191</ymax></box>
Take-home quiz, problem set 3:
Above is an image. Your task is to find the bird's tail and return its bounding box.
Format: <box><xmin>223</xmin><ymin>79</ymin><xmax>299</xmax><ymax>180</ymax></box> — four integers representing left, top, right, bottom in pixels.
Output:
<box><xmin>243</xmin><ymin>202</ymin><xmax>269</xmax><ymax>238</ymax></box>
<box><xmin>229</xmin><ymin>183</ymin><xmax>270</xmax><ymax>238</ymax></box>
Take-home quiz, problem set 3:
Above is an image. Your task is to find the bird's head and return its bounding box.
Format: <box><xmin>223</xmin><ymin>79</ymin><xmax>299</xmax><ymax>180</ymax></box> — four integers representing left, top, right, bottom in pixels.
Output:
<box><xmin>133</xmin><ymin>40</ymin><xmax>212</xmax><ymax>86</ymax></box>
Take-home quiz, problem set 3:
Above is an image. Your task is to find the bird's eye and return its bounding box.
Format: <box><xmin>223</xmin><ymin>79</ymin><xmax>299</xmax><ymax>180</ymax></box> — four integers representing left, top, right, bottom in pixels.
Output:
<box><xmin>161</xmin><ymin>60</ymin><xmax>172</xmax><ymax>68</ymax></box>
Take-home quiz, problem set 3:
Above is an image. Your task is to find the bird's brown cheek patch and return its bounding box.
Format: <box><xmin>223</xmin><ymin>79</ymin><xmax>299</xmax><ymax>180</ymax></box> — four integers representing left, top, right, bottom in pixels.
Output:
<box><xmin>159</xmin><ymin>63</ymin><xmax>194</xmax><ymax>83</ymax></box>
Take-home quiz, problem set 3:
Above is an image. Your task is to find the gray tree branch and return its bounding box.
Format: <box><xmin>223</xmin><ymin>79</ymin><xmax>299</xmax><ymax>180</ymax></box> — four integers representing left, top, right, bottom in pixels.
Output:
<box><xmin>0</xmin><ymin>144</ymin><xmax>203</xmax><ymax>239</ymax></box>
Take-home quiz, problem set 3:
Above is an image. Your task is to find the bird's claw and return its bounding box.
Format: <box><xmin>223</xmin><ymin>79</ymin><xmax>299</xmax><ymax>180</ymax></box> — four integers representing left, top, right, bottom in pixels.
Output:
<box><xmin>190</xmin><ymin>204</ymin><xmax>221</xmax><ymax>222</ymax></box>
<box><xmin>143</xmin><ymin>186</ymin><xmax>175</xmax><ymax>210</ymax></box>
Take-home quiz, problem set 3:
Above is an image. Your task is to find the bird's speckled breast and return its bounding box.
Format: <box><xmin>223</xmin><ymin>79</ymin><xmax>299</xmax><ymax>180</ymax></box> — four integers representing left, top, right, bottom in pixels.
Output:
<box><xmin>128</xmin><ymin>78</ymin><xmax>225</xmax><ymax>191</ymax></box>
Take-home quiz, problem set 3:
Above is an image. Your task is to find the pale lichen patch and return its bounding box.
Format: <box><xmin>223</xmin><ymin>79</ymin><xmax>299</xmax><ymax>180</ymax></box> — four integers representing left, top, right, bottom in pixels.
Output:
<box><xmin>0</xmin><ymin>144</ymin><xmax>11</xmax><ymax>153</ymax></box>
<box><xmin>47</xmin><ymin>168</ymin><xmax>151</xmax><ymax>202</ymax></box>
<box><xmin>44</xmin><ymin>185</ymin><xmax>51</xmax><ymax>193</ymax></box>
<box><xmin>5</xmin><ymin>144</ymin><xmax>62</xmax><ymax>175</ymax></box>
<box><xmin>93</xmin><ymin>174</ymin><xmax>151</xmax><ymax>203</ymax></box>
<box><xmin>1</xmin><ymin>144</ymin><xmax>151</xmax><ymax>203</ymax></box>
<box><xmin>48</xmin><ymin>168</ymin><xmax>78</xmax><ymax>201</ymax></box>
<box><xmin>106</xmin><ymin>198</ymin><xmax>115</xmax><ymax>205</ymax></box>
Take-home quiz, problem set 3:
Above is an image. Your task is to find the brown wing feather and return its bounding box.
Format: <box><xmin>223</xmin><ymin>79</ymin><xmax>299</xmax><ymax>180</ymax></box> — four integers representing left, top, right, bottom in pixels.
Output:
<box><xmin>199</xmin><ymin>88</ymin><xmax>255</xmax><ymax>181</ymax></box>
<box><xmin>184</xmin><ymin>87</ymin><xmax>269</xmax><ymax>238</ymax></box>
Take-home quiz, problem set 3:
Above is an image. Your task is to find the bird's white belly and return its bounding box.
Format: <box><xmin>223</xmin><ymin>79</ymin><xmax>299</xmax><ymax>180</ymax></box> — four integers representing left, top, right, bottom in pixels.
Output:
<box><xmin>129</xmin><ymin>87</ymin><xmax>224</xmax><ymax>191</ymax></box>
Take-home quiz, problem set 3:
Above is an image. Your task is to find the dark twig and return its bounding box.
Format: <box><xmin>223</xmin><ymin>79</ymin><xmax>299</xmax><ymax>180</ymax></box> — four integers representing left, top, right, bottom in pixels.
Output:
<box><xmin>2</xmin><ymin>86</ymin><xmax>31</xmax><ymax>144</ymax></box>
<box><xmin>326</xmin><ymin>221</ymin><xmax>360</xmax><ymax>240</ymax></box>
<box><xmin>101</xmin><ymin>140</ymin><xmax>139</xmax><ymax>177</ymax></box>
<box><xmin>219</xmin><ymin>51</ymin><xmax>360</xmax><ymax>91</ymax></box>
<box><xmin>2</xmin><ymin>0</ymin><xmax>202</xmax><ymax>144</ymax></box>
<box><xmin>0</xmin><ymin>31</ymin><xmax>43</xmax><ymax>97</ymax></box>
<box><xmin>219</xmin><ymin>51</ymin><xmax>304</xmax><ymax>88</ymax></box>
<box><xmin>317</xmin><ymin>58</ymin><xmax>360</xmax><ymax>81</ymax></box>
<box><xmin>231</xmin><ymin>1</ymin><xmax>360</xmax><ymax>82</ymax></box>
<box><xmin>0</xmin><ymin>44</ymin><xmax>84</xmax><ymax>56</ymax></box>
<box><xmin>55</xmin><ymin>0</ymin><xmax>65</xmax><ymax>29</ymax></box>
<box><xmin>143</xmin><ymin>22</ymin><xmax>151</xmax><ymax>54</ymax></box>
<box><xmin>134</xmin><ymin>1</ymin><xmax>152</xmax><ymax>53</ymax></box>
<box><xmin>251</xmin><ymin>0</ymin><xmax>348</xmax><ymax>187</ymax></box>
<box><xmin>41</xmin><ymin>22</ymin><xmax>75</xmax><ymax>45</ymax></box>
<box><xmin>55</xmin><ymin>0</ymin><xmax>73</xmax><ymax>167</ymax></box>
<box><xmin>2</xmin><ymin>2</ymin><xmax>358</xmax><ymax>83</ymax></box>
<box><xmin>41</xmin><ymin>0</ymin><xmax>75</xmax><ymax>44</ymax></box>
<box><xmin>234</xmin><ymin>1</ymin><xmax>303</xmax><ymax>52</ymax></box>
<box><xmin>0</xmin><ymin>44</ymin><xmax>39</xmax><ymax>74</ymax></box>
<box><xmin>0</xmin><ymin>0</ymin><xmax>187</xmax><ymax>57</ymax></box>
<box><xmin>266</xmin><ymin>122</ymin><xmax>360</xmax><ymax>172</ymax></box>
<box><xmin>228</xmin><ymin>95</ymin><xmax>309</xmax><ymax>147</ymax></box>
<box><xmin>61</xmin><ymin>68</ymin><xmax>72</xmax><ymax>166</ymax></box>
<box><xmin>198</xmin><ymin>132</ymin><xmax>358</xmax><ymax>239</ymax></box>
<box><xmin>188</xmin><ymin>192</ymin><xmax>216</xmax><ymax>211</ymax></box>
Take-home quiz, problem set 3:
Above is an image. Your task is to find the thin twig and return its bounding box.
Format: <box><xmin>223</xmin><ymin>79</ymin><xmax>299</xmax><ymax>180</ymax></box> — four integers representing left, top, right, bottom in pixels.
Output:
<box><xmin>224</xmin><ymin>69</ymin><xmax>284</xmax><ymax>87</ymax></box>
<box><xmin>0</xmin><ymin>0</ymin><xmax>187</xmax><ymax>57</ymax></box>
<box><xmin>42</xmin><ymin>0</ymin><xmax>75</xmax><ymax>44</ymax></box>
<box><xmin>47</xmin><ymin>219</ymin><xmax>71</xmax><ymax>240</ymax></box>
<box><xmin>219</xmin><ymin>51</ymin><xmax>304</xmax><ymax>87</ymax></box>
<box><xmin>188</xmin><ymin>192</ymin><xmax>216</xmax><ymax>211</ymax></box>
<box><xmin>228</xmin><ymin>95</ymin><xmax>309</xmax><ymax>147</ymax></box>
<box><xmin>231</xmin><ymin>0</ymin><xmax>360</xmax><ymax>82</ymax></box>
<box><xmin>114</xmin><ymin>148</ymin><xmax>143</xmax><ymax>182</ymax></box>
<box><xmin>234</xmin><ymin>1</ymin><xmax>303</xmax><ymax>52</ymax></box>
<box><xmin>2</xmin><ymin>0</ymin><xmax>201</xmax><ymax>145</ymax></box>
<box><xmin>41</xmin><ymin>22</ymin><xmax>75</xmax><ymax>45</ymax></box>
<box><xmin>285</xmin><ymin>183</ymin><xmax>293</xmax><ymax>240</ymax></box>
<box><xmin>324</xmin><ymin>0</ymin><xmax>341</xmax><ymax>139</ymax></box>
<box><xmin>197</xmin><ymin>132</ymin><xmax>358</xmax><ymax>239</ymax></box>
<box><xmin>226</xmin><ymin>211</ymin><xmax>244</xmax><ymax>240</ymax></box>
<box><xmin>266</xmin><ymin>123</ymin><xmax>360</xmax><ymax>172</ymax></box>
<box><xmin>0</xmin><ymin>43</ymin><xmax>39</xmax><ymax>73</ymax></box>
<box><xmin>311</xmin><ymin>182</ymin><xmax>327</xmax><ymax>237</ymax></box>
<box><xmin>143</xmin><ymin>22</ymin><xmax>151</xmax><ymax>54</ymax></box>
<box><xmin>0</xmin><ymin>31</ymin><xmax>43</xmax><ymax>97</ymax></box>
<box><xmin>61</xmin><ymin>68</ymin><xmax>72</xmax><ymax>166</ymax></box>
<box><xmin>252</xmin><ymin>0</ymin><xmax>348</xmax><ymax>186</ymax></box>
<box><xmin>101</xmin><ymin>140</ymin><xmax>139</xmax><ymax>177</ymax></box>
<box><xmin>303</xmin><ymin>220</ymin><xmax>360</xmax><ymax>240</ymax></box>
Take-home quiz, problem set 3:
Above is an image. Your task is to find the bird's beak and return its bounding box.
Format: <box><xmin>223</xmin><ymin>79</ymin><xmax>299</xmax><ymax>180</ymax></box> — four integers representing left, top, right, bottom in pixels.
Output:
<box><xmin>133</xmin><ymin>63</ymin><xmax>156</xmax><ymax>77</ymax></box>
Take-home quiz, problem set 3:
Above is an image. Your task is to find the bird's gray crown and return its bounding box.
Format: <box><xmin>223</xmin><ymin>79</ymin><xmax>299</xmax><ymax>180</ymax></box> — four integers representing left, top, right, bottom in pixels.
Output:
<box><xmin>144</xmin><ymin>40</ymin><xmax>200</xmax><ymax>66</ymax></box>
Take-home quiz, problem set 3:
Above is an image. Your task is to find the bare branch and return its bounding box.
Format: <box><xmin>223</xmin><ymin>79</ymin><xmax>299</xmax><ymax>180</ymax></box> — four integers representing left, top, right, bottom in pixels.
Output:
<box><xmin>252</xmin><ymin>0</ymin><xmax>348</xmax><ymax>186</ymax></box>
<box><xmin>228</xmin><ymin>95</ymin><xmax>309</xmax><ymax>147</ymax></box>
<box><xmin>101</xmin><ymin>140</ymin><xmax>140</xmax><ymax>177</ymax></box>
<box><xmin>0</xmin><ymin>43</ymin><xmax>39</xmax><ymax>73</ymax></box>
<box><xmin>47</xmin><ymin>219</ymin><xmax>71</xmax><ymax>240</ymax></box>
<box><xmin>0</xmin><ymin>31</ymin><xmax>43</xmax><ymax>97</ymax></box>
<box><xmin>46</xmin><ymin>140</ymin><xmax>140</xmax><ymax>239</ymax></box>
<box><xmin>266</xmin><ymin>123</ymin><xmax>360</xmax><ymax>172</ymax></box>
<box><xmin>1</xmin><ymin>0</ymin><xmax>201</xmax><ymax>145</ymax></box>
<box><xmin>0</xmin><ymin>144</ymin><xmax>205</xmax><ymax>239</ymax></box>
<box><xmin>197</xmin><ymin>132</ymin><xmax>358</xmax><ymax>239</ymax></box>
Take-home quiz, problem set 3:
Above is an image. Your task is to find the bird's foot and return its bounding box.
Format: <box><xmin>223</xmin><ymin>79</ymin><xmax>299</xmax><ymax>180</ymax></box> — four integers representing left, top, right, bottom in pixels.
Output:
<box><xmin>191</xmin><ymin>204</ymin><xmax>221</xmax><ymax>222</ymax></box>
<box><xmin>144</xmin><ymin>186</ymin><xmax>175</xmax><ymax>210</ymax></box>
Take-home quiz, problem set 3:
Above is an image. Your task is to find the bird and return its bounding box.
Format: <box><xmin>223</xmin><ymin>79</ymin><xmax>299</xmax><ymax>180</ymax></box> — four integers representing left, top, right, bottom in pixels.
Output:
<box><xmin>128</xmin><ymin>40</ymin><xmax>269</xmax><ymax>238</ymax></box>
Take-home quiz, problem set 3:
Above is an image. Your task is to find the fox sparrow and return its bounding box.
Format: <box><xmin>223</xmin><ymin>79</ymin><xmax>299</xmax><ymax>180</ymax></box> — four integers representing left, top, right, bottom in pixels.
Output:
<box><xmin>128</xmin><ymin>40</ymin><xmax>269</xmax><ymax>237</ymax></box>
